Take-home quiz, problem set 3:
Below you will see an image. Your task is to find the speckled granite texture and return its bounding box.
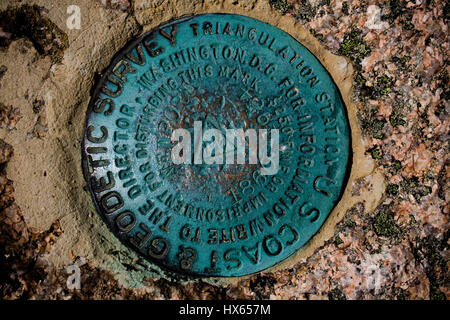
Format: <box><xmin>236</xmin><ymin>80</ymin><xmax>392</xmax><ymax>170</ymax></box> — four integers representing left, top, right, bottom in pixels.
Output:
<box><xmin>0</xmin><ymin>0</ymin><xmax>448</xmax><ymax>299</ymax></box>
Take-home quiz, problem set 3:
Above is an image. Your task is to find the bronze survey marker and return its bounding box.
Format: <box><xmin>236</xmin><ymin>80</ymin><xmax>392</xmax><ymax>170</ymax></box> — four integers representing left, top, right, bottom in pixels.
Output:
<box><xmin>82</xmin><ymin>14</ymin><xmax>350</xmax><ymax>277</ymax></box>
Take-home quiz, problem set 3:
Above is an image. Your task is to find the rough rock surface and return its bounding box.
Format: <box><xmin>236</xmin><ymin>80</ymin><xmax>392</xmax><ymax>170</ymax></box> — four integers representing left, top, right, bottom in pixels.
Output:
<box><xmin>0</xmin><ymin>0</ymin><xmax>448</xmax><ymax>299</ymax></box>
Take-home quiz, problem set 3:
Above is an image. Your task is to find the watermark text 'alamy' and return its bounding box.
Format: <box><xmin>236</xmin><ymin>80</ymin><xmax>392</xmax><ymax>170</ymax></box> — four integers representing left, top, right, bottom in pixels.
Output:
<box><xmin>170</xmin><ymin>121</ymin><xmax>279</xmax><ymax>175</ymax></box>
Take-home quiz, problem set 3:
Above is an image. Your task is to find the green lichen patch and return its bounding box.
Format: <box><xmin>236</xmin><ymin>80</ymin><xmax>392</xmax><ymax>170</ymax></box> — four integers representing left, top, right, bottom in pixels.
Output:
<box><xmin>401</xmin><ymin>17</ymin><xmax>414</xmax><ymax>30</ymax></box>
<box><xmin>392</xmin><ymin>287</ymin><xmax>408</xmax><ymax>300</ymax></box>
<box><xmin>430</xmin><ymin>284</ymin><xmax>446</xmax><ymax>300</ymax></box>
<box><xmin>319</xmin><ymin>0</ymin><xmax>331</xmax><ymax>6</ymax></box>
<box><xmin>389</xmin><ymin>109</ymin><xmax>406</xmax><ymax>127</ymax></box>
<box><xmin>338</xmin><ymin>29</ymin><xmax>371</xmax><ymax>66</ymax></box>
<box><xmin>337</xmin><ymin>209</ymin><xmax>357</xmax><ymax>232</ymax></box>
<box><xmin>385</xmin><ymin>0</ymin><xmax>415</xmax><ymax>30</ymax></box>
<box><xmin>309</xmin><ymin>29</ymin><xmax>324</xmax><ymax>42</ymax></box>
<box><xmin>391</xmin><ymin>159</ymin><xmax>403</xmax><ymax>172</ymax></box>
<box><xmin>358</xmin><ymin>74</ymin><xmax>395</xmax><ymax>100</ymax></box>
<box><xmin>385</xmin><ymin>0</ymin><xmax>413</xmax><ymax>25</ymax></box>
<box><xmin>354</xmin><ymin>73</ymin><xmax>365</xmax><ymax>87</ymax></box>
<box><xmin>416</xmin><ymin>235</ymin><xmax>447</xmax><ymax>271</ymax></box>
<box><xmin>386</xmin><ymin>183</ymin><xmax>399</xmax><ymax>196</ymax></box>
<box><xmin>392</xmin><ymin>55</ymin><xmax>411</xmax><ymax>71</ymax></box>
<box><xmin>412</xmin><ymin>233</ymin><xmax>449</xmax><ymax>300</ymax></box>
<box><xmin>388</xmin><ymin>0</ymin><xmax>405</xmax><ymax>20</ymax></box>
<box><xmin>334</xmin><ymin>235</ymin><xmax>343</xmax><ymax>245</ymax></box>
<box><xmin>372</xmin><ymin>207</ymin><xmax>403</xmax><ymax>239</ymax></box>
<box><xmin>294</xmin><ymin>1</ymin><xmax>316</xmax><ymax>22</ymax></box>
<box><xmin>367</xmin><ymin>118</ymin><xmax>387</xmax><ymax>140</ymax></box>
<box><xmin>368</xmin><ymin>146</ymin><xmax>382</xmax><ymax>160</ymax></box>
<box><xmin>354</xmin><ymin>73</ymin><xmax>377</xmax><ymax>101</ymax></box>
<box><xmin>269</xmin><ymin>0</ymin><xmax>292</xmax><ymax>14</ymax></box>
<box><xmin>328</xmin><ymin>287</ymin><xmax>346</xmax><ymax>300</ymax></box>
<box><xmin>377</xmin><ymin>286</ymin><xmax>409</xmax><ymax>300</ymax></box>
<box><xmin>359</xmin><ymin>105</ymin><xmax>389</xmax><ymax>139</ymax></box>
<box><xmin>400</xmin><ymin>177</ymin><xmax>432</xmax><ymax>202</ymax></box>
<box><xmin>0</xmin><ymin>5</ymin><xmax>68</xmax><ymax>63</ymax></box>
<box><xmin>376</xmin><ymin>74</ymin><xmax>394</xmax><ymax>96</ymax></box>
<box><xmin>342</xmin><ymin>2</ymin><xmax>349</xmax><ymax>15</ymax></box>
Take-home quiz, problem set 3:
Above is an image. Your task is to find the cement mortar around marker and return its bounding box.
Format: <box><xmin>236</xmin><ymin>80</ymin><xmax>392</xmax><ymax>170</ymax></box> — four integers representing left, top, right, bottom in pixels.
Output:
<box><xmin>0</xmin><ymin>0</ymin><xmax>384</xmax><ymax>287</ymax></box>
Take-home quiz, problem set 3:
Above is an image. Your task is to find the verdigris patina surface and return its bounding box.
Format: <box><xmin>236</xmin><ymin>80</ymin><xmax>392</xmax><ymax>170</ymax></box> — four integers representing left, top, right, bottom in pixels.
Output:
<box><xmin>82</xmin><ymin>14</ymin><xmax>350</xmax><ymax>277</ymax></box>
